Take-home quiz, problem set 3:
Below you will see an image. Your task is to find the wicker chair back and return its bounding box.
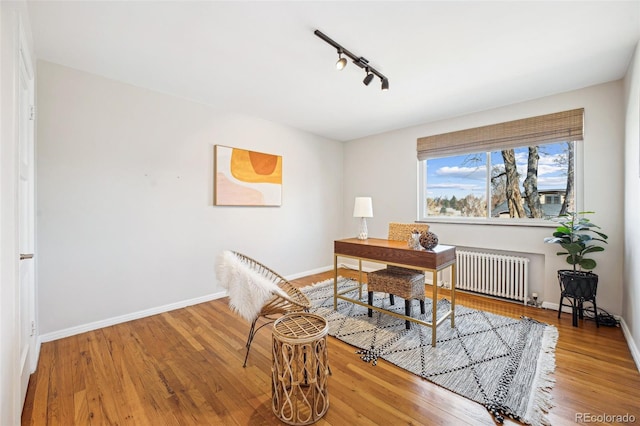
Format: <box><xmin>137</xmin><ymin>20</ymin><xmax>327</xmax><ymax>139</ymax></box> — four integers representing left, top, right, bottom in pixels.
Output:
<box><xmin>387</xmin><ymin>222</ymin><xmax>429</xmax><ymax>242</ymax></box>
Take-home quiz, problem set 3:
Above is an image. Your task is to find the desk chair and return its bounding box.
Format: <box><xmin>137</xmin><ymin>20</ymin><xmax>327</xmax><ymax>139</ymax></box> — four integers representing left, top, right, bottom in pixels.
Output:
<box><xmin>367</xmin><ymin>223</ymin><xmax>429</xmax><ymax>329</ymax></box>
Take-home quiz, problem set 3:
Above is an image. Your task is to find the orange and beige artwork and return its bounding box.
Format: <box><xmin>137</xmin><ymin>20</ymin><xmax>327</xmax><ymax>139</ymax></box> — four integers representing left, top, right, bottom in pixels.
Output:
<box><xmin>214</xmin><ymin>145</ymin><xmax>282</xmax><ymax>206</ymax></box>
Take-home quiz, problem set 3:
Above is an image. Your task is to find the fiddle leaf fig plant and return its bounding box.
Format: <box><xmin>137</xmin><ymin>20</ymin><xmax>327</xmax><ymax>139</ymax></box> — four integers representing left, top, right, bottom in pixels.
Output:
<box><xmin>544</xmin><ymin>211</ymin><xmax>608</xmax><ymax>271</ymax></box>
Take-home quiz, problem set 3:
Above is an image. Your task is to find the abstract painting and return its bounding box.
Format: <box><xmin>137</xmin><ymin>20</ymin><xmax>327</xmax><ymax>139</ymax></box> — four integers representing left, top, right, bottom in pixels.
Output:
<box><xmin>214</xmin><ymin>145</ymin><xmax>282</xmax><ymax>206</ymax></box>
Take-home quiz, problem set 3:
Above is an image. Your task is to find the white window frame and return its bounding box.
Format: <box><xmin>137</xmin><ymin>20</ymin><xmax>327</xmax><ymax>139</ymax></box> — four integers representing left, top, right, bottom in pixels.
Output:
<box><xmin>417</xmin><ymin>141</ymin><xmax>584</xmax><ymax>227</ymax></box>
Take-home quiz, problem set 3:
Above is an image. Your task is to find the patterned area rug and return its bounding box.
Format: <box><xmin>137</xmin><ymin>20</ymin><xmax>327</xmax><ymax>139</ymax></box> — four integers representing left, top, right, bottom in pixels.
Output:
<box><xmin>301</xmin><ymin>278</ymin><xmax>558</xmax><ymax>426</ymax></box>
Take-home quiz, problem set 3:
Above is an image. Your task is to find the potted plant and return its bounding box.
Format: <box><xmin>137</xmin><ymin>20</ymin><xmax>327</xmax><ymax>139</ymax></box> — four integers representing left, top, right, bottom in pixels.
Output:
<box><xmin>544</xmin><ymin>211</ymin><xmax>608</xmax><ymax>271</ymax></box>
<box><xmin>544</xmin><ymin>211</ymin><xmax>608</xmax><ymax>325</ymax></box>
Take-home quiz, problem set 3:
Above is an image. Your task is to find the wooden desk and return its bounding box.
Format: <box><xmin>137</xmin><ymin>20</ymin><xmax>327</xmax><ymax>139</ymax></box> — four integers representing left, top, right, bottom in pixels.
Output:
<box><xmin>333</xmin><ymin>238</ymin><xmax>456</xmax><ymax>347</ymax></box>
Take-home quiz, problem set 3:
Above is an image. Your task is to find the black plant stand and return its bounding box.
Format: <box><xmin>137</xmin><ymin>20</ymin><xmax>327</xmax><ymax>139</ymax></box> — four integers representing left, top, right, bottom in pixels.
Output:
<box><xmin>557</xmin><ymin>270</ymin><xmax>599</xmax><ymax>327</ymax></box>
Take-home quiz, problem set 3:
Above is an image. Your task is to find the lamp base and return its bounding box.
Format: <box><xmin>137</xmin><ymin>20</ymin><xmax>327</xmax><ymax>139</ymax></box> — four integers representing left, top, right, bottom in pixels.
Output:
<box><xmin>357</xmin><ymin>217</ymin><xmax>368</xmax><ymax>240</ymax></box>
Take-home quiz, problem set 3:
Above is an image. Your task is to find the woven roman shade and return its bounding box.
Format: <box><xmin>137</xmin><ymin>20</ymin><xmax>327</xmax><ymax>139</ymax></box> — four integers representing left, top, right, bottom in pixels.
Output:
<box><xmin>417</xmin><ymin>108</ymin><xmax>584</xmax><ymax>160</ymax></box>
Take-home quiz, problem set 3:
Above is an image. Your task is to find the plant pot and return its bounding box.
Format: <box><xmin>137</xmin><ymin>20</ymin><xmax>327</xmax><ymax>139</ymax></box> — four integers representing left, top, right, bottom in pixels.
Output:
<box><xmin>558</xmin><ymin>270</ymin><xmax>598</xmax><ymax>299</ymax></box>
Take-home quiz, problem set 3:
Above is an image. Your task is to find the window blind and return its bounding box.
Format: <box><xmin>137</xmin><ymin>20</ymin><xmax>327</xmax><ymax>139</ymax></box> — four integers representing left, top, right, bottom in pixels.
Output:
<box><xmin>417</xmin><ymin>108</ymin><xmax>584</xmax><ymax>160</ymax></box>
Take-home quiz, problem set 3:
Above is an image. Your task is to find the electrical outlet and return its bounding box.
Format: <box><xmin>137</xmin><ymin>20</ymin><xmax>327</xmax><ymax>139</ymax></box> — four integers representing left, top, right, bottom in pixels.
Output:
<box><xmin>526</xmin><ymin>293</ymin><xmax>540</xmax><ymax>308</ymax></box>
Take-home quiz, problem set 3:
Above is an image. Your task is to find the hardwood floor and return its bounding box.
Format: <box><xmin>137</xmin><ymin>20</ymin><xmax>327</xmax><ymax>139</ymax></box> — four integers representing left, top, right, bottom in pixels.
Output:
<box><xmin>22</xmin><ymin>269</ymin><xmax>640</xmax><ymax>425</ymax></box>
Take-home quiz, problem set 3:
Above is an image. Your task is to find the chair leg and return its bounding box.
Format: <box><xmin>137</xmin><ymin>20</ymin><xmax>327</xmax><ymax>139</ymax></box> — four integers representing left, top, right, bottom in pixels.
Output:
<box><xmin>592</xmin><ymin>298</ymin><xmax>599</xmax><ymax>328</ymax></box>
<box><xmin>558</xmin><ymin>295</ymin><xmax>563</xmax><ymax>319</ymax></box>
<box><xmin>368</xmin><ymin>291</ymin><xmax>373</xmax><ymax>317</ymax></box>
<box><xmin>420</xmin><ymin>299</ymin><xmax>425</xmax><ymax>314</ymax></box>
<box><xmin>389</xmin><ymin>294</ymin><xmax>395</xmax><ymax>305</ymax></box>
<box><xmin>404</xmin><ymin>300</ymin><xmax>411</xmax><ymax>330</ymax></box>
<box><xmin>572</xmin><ymin>299</ymin><xmax>578</xmax><ymax>327</ymax></box>
<box><xmin>243</xmin><ymin>318</ymin><xmax>259</xmax><ymax>367</ymax></box>
<box><xmin>578</xmin><ymin>299</ymin><xmax>585</xmax><ymax>319</ymax></box>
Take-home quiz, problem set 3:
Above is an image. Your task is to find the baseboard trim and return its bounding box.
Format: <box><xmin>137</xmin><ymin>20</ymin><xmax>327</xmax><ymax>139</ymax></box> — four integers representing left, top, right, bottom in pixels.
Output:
<box><xmin>543</xmin><ymin>303</ymin><xmax>639</xmax><ymax>372</ymax></box>
<box><xmin>285</xmin><ymin>264</ymin><xmax>334</xmax><ymax>280</ymax></box>
<box><xmin>542</xmin><ymin>301</ymin><xmax>563</xmax><ymax>312</ymax></box>
<box><xmin>38</xmin><ymin>290</ymin><xmax>227</xmax><ymax>343</ymax></box>
<box><xmin>38</xmin><ymin>265</ymin><xmax>338</xmax><ymax>343</ymax></box>
<box><xmin>34</xmin><ymin>264</ymin><xmax>640</xmax><ymax>374</ymax></box>
<box><xmin>541</xmin><ymin>301</ymin><xmax>582</xmax><ymax>314</ymax></box>
<box><xmin>620</xmin><ymin>317</ymin><xmax>640</xmax><ymax>372</ymax></box>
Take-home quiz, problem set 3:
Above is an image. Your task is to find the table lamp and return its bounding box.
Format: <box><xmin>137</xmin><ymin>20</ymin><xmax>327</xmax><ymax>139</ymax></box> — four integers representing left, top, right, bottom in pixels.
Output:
<box><xmin>353</xmin><ymin>197</ymin><xmax>373</xmax><ymax>240</ymax></box>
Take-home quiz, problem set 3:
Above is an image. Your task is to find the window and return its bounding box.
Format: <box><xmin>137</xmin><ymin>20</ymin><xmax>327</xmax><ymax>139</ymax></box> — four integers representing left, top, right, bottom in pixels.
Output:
<box><xmin>417</xmin><ymin>109</ymin><xmax>583</xmax><ymax>221</ymax></box>
<box><xmin>543</xmin><ymin>194</ymin><xmax>562</xmax><ymax>205</ymax></box>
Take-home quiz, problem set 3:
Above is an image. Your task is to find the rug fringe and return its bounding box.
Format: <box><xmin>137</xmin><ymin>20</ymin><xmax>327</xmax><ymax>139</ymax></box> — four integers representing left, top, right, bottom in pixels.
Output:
<box><xmin>305</xmin><ymin>276</ymin><xmax>347</xmax><ymax>287</ymax></box>
<box><xmin>523</xmin><ymin>325</ymin><xmax>558</xmax><ymax>426</ymax></box>
<box><xmin>356</xmin><ymin>347</ymin><xmax>381</xmax><ymax>365</ymax></box>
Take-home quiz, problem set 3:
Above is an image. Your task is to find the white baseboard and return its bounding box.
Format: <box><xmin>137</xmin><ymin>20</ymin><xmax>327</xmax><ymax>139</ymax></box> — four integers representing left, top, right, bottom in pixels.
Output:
<box><xmin>620</xmin><ymin>317</ymin><xmax>640</xmax><ymax>372</ymax></box>
<box><xmin>338</xmin><ymin>259</ymin><xmax>387</xmax><ymax>273</ymax></box>
<box><xmin>39</xmin><ymin>290</ymin><xmax>227</xmax><ymax>343</ymax></box>
<box><xmin>542</xmin><ymin>301</ymin><xmax>582</xmax><ymax>314</ymax></box>
<box><xmin>542</xmin><ymin>301</ymin><xmax>563</xmax><ymax>311</ymax></box>
<box><xmin>36</xmin><ymin>261</ymin><xmax>640</xmax><ymax>375</ymax></box>
<box><xmin>37</xmin><ymin>264</ymin><xmax>340</xmax><ymax>343</ymax></box>
<box><xmin>542</xmin><ymin>303</ymin><xmax>639</xmax><ymax>372</ymax></box>
<box><xmin>285</xmin><ymin>264</ymin><xmax>334</xmax><ymax>280</ymax></box>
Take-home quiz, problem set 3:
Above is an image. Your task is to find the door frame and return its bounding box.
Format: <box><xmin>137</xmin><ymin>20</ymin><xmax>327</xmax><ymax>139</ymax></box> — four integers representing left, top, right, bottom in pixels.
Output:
<box><xmin>16</xmin><ymin>11</ymin><xmax>38</xmax><ymax>415</ymax></box>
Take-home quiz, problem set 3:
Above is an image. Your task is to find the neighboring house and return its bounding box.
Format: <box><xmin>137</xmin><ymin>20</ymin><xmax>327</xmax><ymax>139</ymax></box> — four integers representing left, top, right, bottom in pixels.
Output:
<box><xmin>492</xmin><ymin>189</ymin><xmax>566</xmax><ymax>218</ymax></box>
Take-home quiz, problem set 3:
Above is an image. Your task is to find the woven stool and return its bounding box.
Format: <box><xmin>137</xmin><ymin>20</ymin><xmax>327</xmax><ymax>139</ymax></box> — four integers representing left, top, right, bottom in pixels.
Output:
<box><xmin>272</xmin><ymin>312</ymin><xmax>330</xmax><ymax>425</ymax></box>
<box><xmin>367</xmin><ymin>267</ymin><xmax>426</xmax><ymax>329</ymax></box>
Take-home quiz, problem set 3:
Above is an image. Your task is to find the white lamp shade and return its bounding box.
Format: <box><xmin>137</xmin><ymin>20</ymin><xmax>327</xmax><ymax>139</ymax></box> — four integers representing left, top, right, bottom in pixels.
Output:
<box><xmin>353</xmin><ymin>197</ymin><xmax>373</xmax><ymax>218</ymax></box>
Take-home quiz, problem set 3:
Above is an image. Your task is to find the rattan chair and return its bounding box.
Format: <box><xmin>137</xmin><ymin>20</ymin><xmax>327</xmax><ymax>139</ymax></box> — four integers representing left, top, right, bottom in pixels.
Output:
<box><xmin>217</xmin><ymin>251</ymin><xmax>311</xmax><ymax>366</ymax></box>
<box><xmin>367</xmin><ymin>223</ymin><xmax>429</xmax><ymax>329</ymax></box>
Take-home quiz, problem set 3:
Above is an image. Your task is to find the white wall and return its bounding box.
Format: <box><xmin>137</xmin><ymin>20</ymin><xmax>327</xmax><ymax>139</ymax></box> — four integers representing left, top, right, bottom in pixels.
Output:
<box><xmin>36</xmin><ymin>61</ymin><xmax>343</xmax><ymax>337</ymax></box>
<box><xmin>344</xmin><ymin>82</ymin><xmax>625</xmax><ymax>314</ymax></box>
<box><xmin>623</xmin><ymin>41</ymin><xmax>640</xmax><ymax>368</ymax></box>
<box><xmin>0</xmin><ymin>1</ymin><xmax>34</xmax><ymax>424</ymax></box>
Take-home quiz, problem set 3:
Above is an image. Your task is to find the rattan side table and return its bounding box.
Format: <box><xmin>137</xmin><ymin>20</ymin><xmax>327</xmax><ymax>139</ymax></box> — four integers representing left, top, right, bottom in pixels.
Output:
<box><xmin>272</xmin><ymin>312</ymin><xmax>329</xmax><ymax>425</ymax></box>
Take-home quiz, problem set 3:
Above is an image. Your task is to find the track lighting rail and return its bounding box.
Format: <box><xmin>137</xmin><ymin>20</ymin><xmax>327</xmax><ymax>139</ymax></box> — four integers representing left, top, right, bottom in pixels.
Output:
<box><xmin>314</xmin><ymin>29</ymin><xmax>389</xmax><ymax>91</ymax></box>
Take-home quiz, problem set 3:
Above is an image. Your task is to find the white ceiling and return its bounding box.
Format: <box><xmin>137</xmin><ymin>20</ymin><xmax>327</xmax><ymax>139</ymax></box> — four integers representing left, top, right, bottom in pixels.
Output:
<box><xmin>27</xmin><ymin>1</ymin><xmax>640</xmax><ymax>141</ymax></box>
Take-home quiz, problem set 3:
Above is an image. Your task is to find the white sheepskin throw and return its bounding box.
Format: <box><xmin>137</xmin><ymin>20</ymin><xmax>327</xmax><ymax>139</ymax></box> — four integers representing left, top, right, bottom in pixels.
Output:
<box><xmin>216</xmin><ymin>250</ymin><xmax>288</xmax><ymax>323</ymax></box>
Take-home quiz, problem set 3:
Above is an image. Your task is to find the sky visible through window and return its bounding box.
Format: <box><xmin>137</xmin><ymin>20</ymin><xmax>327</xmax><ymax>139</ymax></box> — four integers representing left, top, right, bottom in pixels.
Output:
<box><xmin>426</xmin><ymin>142</ymin><xmax>569</xmax><ymax>200</ymax></box>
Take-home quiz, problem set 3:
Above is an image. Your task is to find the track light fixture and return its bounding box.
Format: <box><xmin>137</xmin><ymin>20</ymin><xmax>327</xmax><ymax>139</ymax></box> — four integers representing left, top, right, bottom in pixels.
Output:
<box><xmin>314</xmin><ymin>29</ymin><xmax>389</xmax><ymax>91</ymax></box>
<box><xmin>336</xmin><ymin>50</ymin><xmax>347</xmax><ymax>70</ymax></box>
<box><xmin>363</xmin><ymin>68</ymin><xmax>374</xmax><ymax>86</ymax></box>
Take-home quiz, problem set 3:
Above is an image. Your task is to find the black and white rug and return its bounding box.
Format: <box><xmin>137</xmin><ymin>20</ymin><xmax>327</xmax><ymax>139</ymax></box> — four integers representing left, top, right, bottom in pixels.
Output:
<box><xmin>301</xmin><ymin>278</ymin><xmax>558</xmax><ymax>426</ymax></box>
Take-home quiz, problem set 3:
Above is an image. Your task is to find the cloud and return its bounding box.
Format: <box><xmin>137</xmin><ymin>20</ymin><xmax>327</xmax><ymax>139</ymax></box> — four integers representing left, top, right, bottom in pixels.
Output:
<box><xmin>538</xmin><ymin>175</ymin><xmax>569</xmax><ymax>188</ymax></box>
<box><xmin>514</xmin><ymin>151</ymin><xmax>528</xmax><ymax>163</ymax></box>
<box><xmin>428</xmin><ymin>182</ymin><xmax>484</xmax><ymax>191</ymax></box>
<box><xmin>435</xmin><ymin>166</ymin><xmax>485</xmax><ymax>180</ymax></box>
<box><xmin>506</xmin><ymin>151</ymin><xmax>567</xmax><ymax>176</ymax></box>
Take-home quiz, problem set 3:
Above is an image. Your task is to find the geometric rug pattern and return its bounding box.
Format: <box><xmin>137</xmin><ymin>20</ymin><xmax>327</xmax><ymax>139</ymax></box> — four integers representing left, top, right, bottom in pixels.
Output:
<box><xmin>301</xmin><ymin>278</ymin><xmax>558</xmax><ymax>426</ymax></box>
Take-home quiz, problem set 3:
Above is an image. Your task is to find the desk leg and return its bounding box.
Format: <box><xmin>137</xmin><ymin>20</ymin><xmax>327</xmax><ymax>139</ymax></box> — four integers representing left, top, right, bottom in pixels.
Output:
<box><xmin>451</xmin><ymin>263</ymin><xmax>456</xmax><ymax>328</ymax></box>
<box><xmin>333</xmin><ymin>254</ymin><xmax>338</xmax><ymax>310</ymax></box>
<box><xmin>358</xmin><ymin>259</ymin><xmax>363</xmax><ymax>299</ymax></box>
<box><xmin>432</xmin><ymin>269</ymin><xmax>438</xmax><ymax>347</ymax></box>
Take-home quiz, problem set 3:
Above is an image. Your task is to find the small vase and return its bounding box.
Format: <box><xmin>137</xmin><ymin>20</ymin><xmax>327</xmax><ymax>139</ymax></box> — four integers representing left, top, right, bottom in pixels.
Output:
<box><xmin>419</xmin><ymin>231</ymin><xmax>439</xmax><ymax>250</ymax></box>
<box><xmin>408</xmin><ymin>234</ymin><xmax>421</xmax><ymax>250</ymax></box>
